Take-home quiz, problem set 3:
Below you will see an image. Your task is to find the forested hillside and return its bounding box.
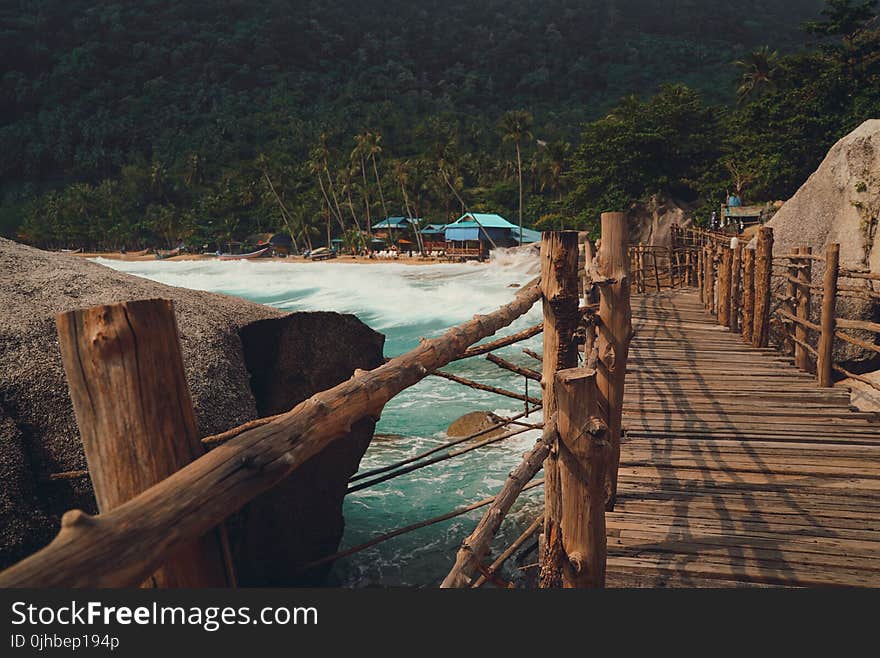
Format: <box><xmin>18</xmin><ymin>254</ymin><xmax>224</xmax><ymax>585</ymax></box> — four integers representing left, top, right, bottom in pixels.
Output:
<box><xmin>6</xmin><ymin>0</ymin><xmax>876</xmax><ymax>249</ymax></box>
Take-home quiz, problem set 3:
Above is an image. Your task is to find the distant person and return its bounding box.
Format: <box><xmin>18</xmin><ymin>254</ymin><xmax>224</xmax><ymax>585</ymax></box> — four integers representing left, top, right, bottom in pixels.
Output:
<box><xmin>727</xmin><ymin>193</ymin><xmax>742</xmax><ymax>207</ymax></box>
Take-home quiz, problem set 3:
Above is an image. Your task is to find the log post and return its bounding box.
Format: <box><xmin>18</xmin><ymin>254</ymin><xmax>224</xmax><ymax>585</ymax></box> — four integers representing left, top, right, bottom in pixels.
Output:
<box><xmin>752</xmin><ymin>227</ymin><xmax>774</xmax><ymax>347</ymax></box>
<box><xmin>785</xmin><ymin>250</ymin><xmax>801</xmax><ymax>355</ymax></box>
<box><xmin>555</xmin><ymin>368</ymin><xmax>608</xmax><ymax>587</ymax></box>
<box><xmin>638</xmin><ymin>244</ymin><xmax>646</xmax><ymax>294</ymax></box>
<box><xmin>717</xmin><ymin>246</ymin><xmax>732</xmax><ymax>327</ymax></box>
<box><xmin>795</xmin><ymin>246</ymin><xmax>813</xmax><ymax>371</ymax></box>
<box><xmin>668</xmin><ymin>246</ymin><xmax>676</xmax><ymax>289</ymax></box>
<box><xmin>742</xmin><ymin>248</ymin><xmax>755</xmax><ymax>344</ymax></box>
<box><xmin>538</xmin><ymin>231</ymin><xmax>580</xmax><ymax>588</ymax></box>
<box><xmin>595</xmin><ymin>212</ymin><xmax>631</xmax><ymax>512</ymax></box>
<box><xmin>697</xmin><ymin>247</ymin><xmax>704</xmax><ymax>301</ymax></box>
<box><xmin>651</xmin><ymin>250</ymin><xmax>661</xmax><ymax>291</ymax></box>
<box><xmin>703</xmin><ymin>245</ymin><xmax>713</xmax><ymax>311</ymax></box>
<box><xmin>55</xmin><ymin>299</ymin><xmax>234</xmax><ymax>587</ymax></box>
<box><xmin>730</xmin><ymin>241</ymin><xmax>743</xmax><ymax>333</ymax></box>
<box><xmin>818</xmin><ymin>243</ymin><xmax>840</xmax><ymax>387</ymax></box>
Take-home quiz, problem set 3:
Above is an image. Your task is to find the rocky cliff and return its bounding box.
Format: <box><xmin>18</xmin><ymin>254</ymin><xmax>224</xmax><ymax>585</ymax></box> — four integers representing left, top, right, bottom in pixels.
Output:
<box><xmin>0</xmin><ymin>238</ymin><xmax>384</xmax><ymax>582</ymax></box>
<box><xmin>764</xmin><ymin>119</ymin><xmax>880</xmax><ymax>365</ymax></box>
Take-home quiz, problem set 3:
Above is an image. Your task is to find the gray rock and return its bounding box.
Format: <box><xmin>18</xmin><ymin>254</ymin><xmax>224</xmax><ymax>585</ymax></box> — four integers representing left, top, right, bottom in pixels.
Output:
<box><xmin>762</xmin><ymin>119</ymin><xmax>880</xmax><ymax>365</ymax></box>
<box><xmin>0</xmin><ymin>238</ymin><xmax>384</xmax><ymax>583</ymax></box>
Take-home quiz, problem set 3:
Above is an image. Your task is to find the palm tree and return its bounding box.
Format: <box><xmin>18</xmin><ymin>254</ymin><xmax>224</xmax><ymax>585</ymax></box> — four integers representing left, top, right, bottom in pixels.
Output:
<box><xmin>366</xmin><ymin>132</ymin><xmax>389</xmax><ymax>219</ymax></box>
<box><xmin>393</xmin><ymin>159</ymin><xmax>425</xmax><ymax>254</ymax></box>
<box><xmin>538</xmin><ymin>140</ymin><xmax>570</xmax><ymax>202</ymax></box>
<box><xmin>735</xmin><ymin>46</ymin><xmax>780</xmax><ymax>101</ymax></box>
<box><xmin>351</xmin><ymin>132</ymin><xmax>373</xmax><ymax>238</ymax></box>
<box><xmin>498</xmin><ymin>110</ymin><xmax>534</xmax><ymax>245</ymax></box>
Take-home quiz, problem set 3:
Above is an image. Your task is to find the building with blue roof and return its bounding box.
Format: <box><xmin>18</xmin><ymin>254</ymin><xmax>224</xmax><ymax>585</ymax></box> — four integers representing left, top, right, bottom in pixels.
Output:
<box><xmin>443</xmin><ymin>213</ymin><xmax>539</xmax><ymax>259</ymax></box>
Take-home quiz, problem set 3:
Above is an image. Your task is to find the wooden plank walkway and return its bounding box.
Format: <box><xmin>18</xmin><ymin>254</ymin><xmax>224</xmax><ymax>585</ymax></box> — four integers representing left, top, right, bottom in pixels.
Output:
<box><xmin>606</xmin><ymin>289</ymin><xmax>880</xmax><ymax>587</ymax></box>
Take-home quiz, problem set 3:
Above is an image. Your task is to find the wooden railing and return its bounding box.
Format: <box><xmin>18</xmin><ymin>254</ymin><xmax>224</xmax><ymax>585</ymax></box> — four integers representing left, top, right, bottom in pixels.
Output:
<box><xmin>0</xmin><ymin>215</ymin><xmax>633</xmax><ymax>590</ymax></box>
<box><xmin>674</xmin><ymin>225</ymin><xmax>880</xmax><ymax>393</ymax></box>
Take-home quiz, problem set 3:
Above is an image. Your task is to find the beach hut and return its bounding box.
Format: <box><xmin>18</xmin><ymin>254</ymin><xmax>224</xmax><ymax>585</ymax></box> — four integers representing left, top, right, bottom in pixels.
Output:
<box><xmin>419</xmin><ymin>224</ymin><xmax>448</xmax><ymax>252</ymax></box>
<box><xmin>444</xmin><ymin>213</ymin><xmax>528</xmax><ymax>260</ymax></box>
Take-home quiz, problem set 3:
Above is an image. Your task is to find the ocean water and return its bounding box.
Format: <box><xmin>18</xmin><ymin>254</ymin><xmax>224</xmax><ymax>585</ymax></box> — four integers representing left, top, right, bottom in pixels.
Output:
<box><xmin>96</xmin><ymin>251</ymin><xmax>547</xmax><ymax>587</ymax></box>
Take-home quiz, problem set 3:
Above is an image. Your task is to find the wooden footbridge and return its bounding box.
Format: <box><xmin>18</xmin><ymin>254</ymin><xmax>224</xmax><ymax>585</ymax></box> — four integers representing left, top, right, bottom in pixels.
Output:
<box><xmin>1</xmin><ymin>217</ymin><xmax>878</xmax><ymax>588</ymax></box>
<box><xmin>610</xmin><ymin>288</ymin><xmax>880</xmax><ymax>587</ymax></box>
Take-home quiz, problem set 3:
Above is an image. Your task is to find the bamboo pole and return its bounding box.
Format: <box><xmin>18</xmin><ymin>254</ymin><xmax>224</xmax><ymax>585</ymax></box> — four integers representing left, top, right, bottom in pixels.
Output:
<box><xmin>717</xmin><ymin>246</ymin><xmax>732</xmax><ymax>327</ymax></box>
<box><xmin>595</xmin><ymin>212</ymin><xmax>631</xmax><ymax>512</ymax></box>
<box><xmin>0</xmin><ymin>281</ymin><xmax>542</xmax><ymax>588</ymax></box>
<box><xmin>555</xmin><ymin>368</ymin><xmax>608</xmax><ymax>587</ymax></box>
<box><xmin>818</xmin><ymin>243</ymin><xmax>840</xmax><ymax>387</ymax></box>
<box><xmin>441</xmin><ymin>418</ymin><xmax>558</xmax><ymax>588</ymax></box>
<box><xmin>752</xmin><ymin>227</ymin><xmax>774</xmax><ymax>347</ymax></box>
<box><xmin>795</xmin><ymin>246</ymin><xmax>813</xmax><ymax>371</ymax></box>
<box><xmin>55</xmin><ymin>299</ymin><xmax>234</xmax><ymax>588</ymax></box>
<box><xmin>537</xmin><ymin>231</ymin><xmax>580</xmax><ymax>589</ymax></box>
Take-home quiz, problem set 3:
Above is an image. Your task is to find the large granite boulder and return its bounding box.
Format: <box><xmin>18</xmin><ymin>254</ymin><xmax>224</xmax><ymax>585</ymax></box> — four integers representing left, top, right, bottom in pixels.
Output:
<box><xmin>763</xmin><ymin>119</ymin><xmax>880</xmax><ymax>365</ymax></box>
<box><xmin>626</xmin><ymin>194</ymin><xmax>694</xmax><ymax>247</ymax></box>
<box><xmin>0</xmin><ymin>238</ymin><xmax>384</xmax><ymax>583</ymax></box>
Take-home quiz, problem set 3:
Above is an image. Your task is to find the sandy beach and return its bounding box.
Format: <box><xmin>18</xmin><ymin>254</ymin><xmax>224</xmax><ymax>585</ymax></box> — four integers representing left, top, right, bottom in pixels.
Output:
<box><xmin>74</xmin><ymin>252</ymin><xmax>459</xmax><ymax>266</ymax></box>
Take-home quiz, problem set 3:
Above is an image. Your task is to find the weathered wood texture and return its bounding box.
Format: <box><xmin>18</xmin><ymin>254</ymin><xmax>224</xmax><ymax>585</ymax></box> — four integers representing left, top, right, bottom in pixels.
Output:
<box><xmin>56</xmin><ymin>299</ymin><xmax>234</xmax><ymax>588</ymax></box>
<box><xmin>818</xmin><ymin>243</ymin><xmax>840</xmax><ymax>387</ymax></box>
<box><xmin>717</xmin><ymin>246</ymin><xmax>732</xmax><ymax>327</ymax></box>
<box><xmin>555</xmin><ymin>368</ymin><xmax>608</xmax><ymax>587</ymax></box>
<box><xmin>752</xmin><ymin>227</ymin><xmax>774</xmax><ymax>347</ymax></box>
<box><xmin>612</xmin><ymin>288</ymin><xmax>880</xmax><ymax>587</ymax></box>
<box><xmin>742</xmin><ymin>248</ymin><xmax>755</xmax><ymax>344</ymax></box>
<box><xmin>730</xmin><ymin>241</ymin><xmax>742</xmax><ymax>334</ymax></box>
<box><xmin>0</xmin><ymin>282</ymin><xmax>542</xmax><ymax>587</ymax></box>
<box><xmin>795</xmin><ymin>247</ymin><xmax>813</xmax><ymax>371</ymax></box>
<box><xmin>538</xmin><ymin>231</ymin><xmax>580</xmax><ymax>588</ymax></box>
<box><xmin>595</xmin><ymin>212</ymin><xmax>632</xmax><ymax>511</ymax></box>
<box><xmin>440</xmin><ymin>418</ymin><xmax>558</xmax><ymax>588</ymax></box>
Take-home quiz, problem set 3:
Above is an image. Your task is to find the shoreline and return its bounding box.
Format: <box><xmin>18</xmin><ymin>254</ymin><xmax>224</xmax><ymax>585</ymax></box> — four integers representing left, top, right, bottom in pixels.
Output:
<box><xmin>75</xmin><ymin>252</ymin><xmax>467</xmax><ymax>266</ymax></box>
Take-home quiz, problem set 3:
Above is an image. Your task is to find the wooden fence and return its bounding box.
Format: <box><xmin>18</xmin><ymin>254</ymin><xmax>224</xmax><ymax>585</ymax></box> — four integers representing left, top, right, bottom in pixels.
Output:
<box><xmin>0</xmin><ymin>214</ymin><xmax>632</xmax><ymax>589</ymax></box>
<box><xmin>668</xmin><ymin>225</ymin><xmax>880</xmax><ymax>394</ymax></box>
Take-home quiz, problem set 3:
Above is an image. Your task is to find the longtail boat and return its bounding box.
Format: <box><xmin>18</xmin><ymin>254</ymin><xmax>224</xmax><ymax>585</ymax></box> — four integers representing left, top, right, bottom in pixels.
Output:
<box><xmin>155</xmin><ymin>247</ymin><xmax>181</xmax><ymax>259</ymax></box>
<box><xmin>217</xmin><ymin>247</ymin><xmax>269</xmax><ymax>261</ymax></box>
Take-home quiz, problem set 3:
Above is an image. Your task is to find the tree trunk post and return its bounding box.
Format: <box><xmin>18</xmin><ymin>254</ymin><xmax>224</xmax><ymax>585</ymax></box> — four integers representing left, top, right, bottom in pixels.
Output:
<box><xmin>742</xmin><ymin>248</ymin><xmax>755</xmax><ymax>344</ymax></box>
<box><xmin>698</xmin><ymin>246</ymin><xmax>705</xmax><ymax>303</ymax></box>
<box><xmin>818</xmin><ymin>243</ymin><xmax>840</xmax><ymax>387</ymax></box>
<box><xmin>538</xmin><ymin>231</ymin><xmax>580</xmax><ymax>588</ymax></box>
<box><xmin>651</xmin><ymin>250</ymin><xmax>661</xmax><ymax>291</ymax></box>
<box><xmin>752</xmin><ymin>227</ymin><xmax>774</xmax><ymax>348</ymax></box>
<box><xmin>717</xmin><ymin>246</ymin><xmax>732</xmax><ymax>327</ymax></box>
<box><xmin>595</xmin><ymin>212</ymin><xmax>631</xmax><ymax>512</ymax></box>
<box><xmin>55</xmin><ymin>299</ymin><xmax>235</xmax><ymax>588</ymax></box>
<box><xmin>554</xmin><ymin>368</ymin><xmax>608</xmax><ymax>588</ymax></box>
<box><xmin>730</xmin><ymin>241</ymin><xmax>743</xmax><ymax>333</ymax></box>
<box><xmin>668</xmin><ymin>246</ymin><xmax>676</xmax><ymax>289</ymax></box>
<box><xmin>795</xmin><ymin>246</ymin><xmax>813</xmax><ymax>371</ymax></box>
<box><xmin>703</xmin><ymin>245</ymin><xmax>713</xmax><ymax>311</ymax></box>
<box><xmin>639</xmin><ymin>244</ymin><xmax>646</xmax><ymax>294</ymax></box>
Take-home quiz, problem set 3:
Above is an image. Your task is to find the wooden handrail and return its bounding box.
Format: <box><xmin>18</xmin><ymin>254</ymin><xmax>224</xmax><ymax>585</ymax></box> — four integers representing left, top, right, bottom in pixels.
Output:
<box><xmin>0</xmin><ymin>279</ymin><xmax>542</xmax><ymax>587</ymax></box>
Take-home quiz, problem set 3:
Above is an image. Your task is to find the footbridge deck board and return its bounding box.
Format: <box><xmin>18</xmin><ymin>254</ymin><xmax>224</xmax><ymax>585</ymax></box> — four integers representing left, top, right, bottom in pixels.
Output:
<box><xmin>608</xmin><ymin>289</ymin><xmax>880</xmax><ymax>587</ymax></box>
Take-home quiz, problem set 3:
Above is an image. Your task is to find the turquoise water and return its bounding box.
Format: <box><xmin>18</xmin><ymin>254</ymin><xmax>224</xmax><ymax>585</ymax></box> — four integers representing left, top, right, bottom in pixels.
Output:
<box><xmin>97</xmin><ymin>253</ymin><xmax>546</xmax><ymax>587</ymax></box>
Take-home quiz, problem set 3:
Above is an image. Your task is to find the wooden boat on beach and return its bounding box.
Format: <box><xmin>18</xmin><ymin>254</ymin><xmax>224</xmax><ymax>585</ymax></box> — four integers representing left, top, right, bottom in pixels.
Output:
<box><xmin>217</xmin><ymin>247</ymin><xmax>269</xmax><ymax>261</ymax></box>
<box><xmin>308</xmin><ymin>247</ymin><xmax>336</xmax><ymax>261</ymax></box>
<box><xmin>155</xmin><ymin>247</ymin><xmax>181</xmax><ymax>259</ymax></box>
<box><xmin>126</xmin><ymin>248</ymin><xmax>151</xmax><ymax>257</ymax></box>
